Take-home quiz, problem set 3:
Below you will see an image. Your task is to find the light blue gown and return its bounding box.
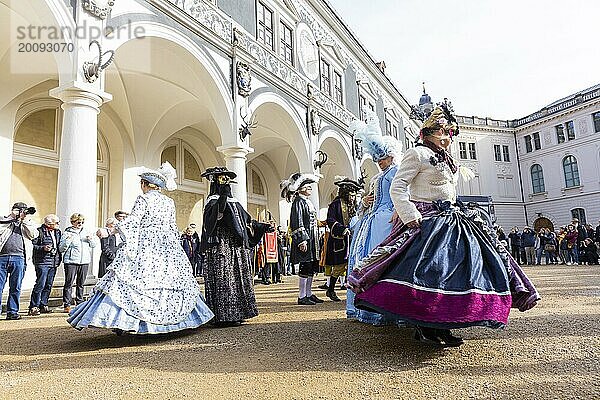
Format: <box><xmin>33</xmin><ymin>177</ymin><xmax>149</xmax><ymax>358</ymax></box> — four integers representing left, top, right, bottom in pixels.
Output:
<box><xmin>346</xmin><ymin>164</ymin><xmax>398</xmax><ymax>325</ymax></box>
<box><xmin>68</xmin><ymin>190</ymin><xmax>214</xmax><ymax>334</ymax></box>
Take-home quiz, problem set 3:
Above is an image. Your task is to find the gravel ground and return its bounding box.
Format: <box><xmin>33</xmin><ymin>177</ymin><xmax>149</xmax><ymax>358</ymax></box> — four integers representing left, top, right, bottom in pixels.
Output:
<box><xmin>0</xmin><ymin>265</ymin><xmax>599</xmax><ymax>400</ymax></box>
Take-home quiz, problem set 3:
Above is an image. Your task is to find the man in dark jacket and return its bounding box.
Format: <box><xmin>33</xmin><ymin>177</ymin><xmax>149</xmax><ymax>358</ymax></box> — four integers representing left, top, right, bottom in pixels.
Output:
<box><xmin>281</xmin><ymin>172</ymin><xmax>322</xmax><ymax>306</ymax></box>
<box><xmin>28</xmin><ymin>214</ymin><xmax>61</xmax><ymax>315</ymax></box>
<box><xmin>508</xmin><ymin>227</ymin><xmax>522</xmax><ymax>264</ymax></box>
<box><xmin>323</xmin><ymin>178</ymin><xmax>361</xmax><ymax>302</ymax></box>
<box><xmin>521</xmin><ymin>227</ymin><xmax>536</xmax><ymax>265</ymax></box>
<box><xmin>97</xmin><ymin>217</ymin><xmax>121</xmax><ymax>278</ymax></box>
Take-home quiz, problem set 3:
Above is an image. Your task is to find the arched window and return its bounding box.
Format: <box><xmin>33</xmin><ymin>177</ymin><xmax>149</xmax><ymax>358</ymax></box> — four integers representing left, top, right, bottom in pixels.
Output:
<box><xmin>530</xmin><ymin>164</ymin><xmax>545</xmax><ymax>194</ymax></box>
<box><xmin>562</xmin><ymin>155</ymin><xmax>580</xmax><ymax>188</ymax></box>
<box><xmin>571</xmin><ymin>208</ymin><xmax>586</xmax><ymax>224</ymax></box>
<box><xmin>251</xmin><ymin>170</ymin><xmax>265</xmax><ymax>195</ymax></box>
<box><xmin>14</xmin><ymin>109</ymin><xmax>57</xmax><ymax>150</ymax></box>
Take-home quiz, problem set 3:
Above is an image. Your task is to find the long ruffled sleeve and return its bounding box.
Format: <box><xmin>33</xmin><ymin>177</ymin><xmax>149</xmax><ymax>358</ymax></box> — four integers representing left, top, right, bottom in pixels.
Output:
<box><xmin>390</xmin><ymin>148</ymin><xmax>423</xmax><ymax>224</ymax></box>
<box><xmin>116</xmin><ymin>195</ymin><xmax>148</xmax><ymax>260</ymax></box>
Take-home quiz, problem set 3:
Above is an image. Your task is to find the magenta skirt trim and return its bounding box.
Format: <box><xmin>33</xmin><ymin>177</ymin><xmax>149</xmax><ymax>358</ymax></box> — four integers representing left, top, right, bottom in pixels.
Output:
<box><xmin>356</xmin><ymin>280</ymin><xmax>512</xmax><ymax>329</ymax></box>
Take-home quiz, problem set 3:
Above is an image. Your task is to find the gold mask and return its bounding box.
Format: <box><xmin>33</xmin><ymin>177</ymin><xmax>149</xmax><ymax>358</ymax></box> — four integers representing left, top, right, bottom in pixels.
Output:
<box><xmin>217</xmin><ymin>175</ymin><xmax>231</xmax><ymax>185</ymax></box>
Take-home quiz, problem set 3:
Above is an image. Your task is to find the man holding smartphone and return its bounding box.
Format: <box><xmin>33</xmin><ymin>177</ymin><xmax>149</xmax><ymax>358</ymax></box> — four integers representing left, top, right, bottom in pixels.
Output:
<box><xmin>28</xmin><ymin>214</ymin><xmax>62</xmax><ymax>315</ymax></box>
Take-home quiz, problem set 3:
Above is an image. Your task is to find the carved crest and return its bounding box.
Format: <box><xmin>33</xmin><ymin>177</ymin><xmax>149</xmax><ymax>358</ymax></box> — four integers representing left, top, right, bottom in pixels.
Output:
<box><xmin>310</xmin><ymin>108</ymin><xmax>322</xmax><ymax>135</ymax></box>
<box><xmin>236</xmin><ymin>62</ymin><xmax>251</xmax><ymax>97</ymax></box>
<box><xmin>82</xmin><ymin>0</ymin><xmax>115</xmax><ymax>19</ymax></box>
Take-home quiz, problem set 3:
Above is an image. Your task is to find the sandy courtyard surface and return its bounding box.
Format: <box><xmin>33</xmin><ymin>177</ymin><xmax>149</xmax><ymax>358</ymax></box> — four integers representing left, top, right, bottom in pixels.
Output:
<box><xmin>1</xmin><ymin>265</ymin><xmax>599</xmax><ymax>399</ymax></box>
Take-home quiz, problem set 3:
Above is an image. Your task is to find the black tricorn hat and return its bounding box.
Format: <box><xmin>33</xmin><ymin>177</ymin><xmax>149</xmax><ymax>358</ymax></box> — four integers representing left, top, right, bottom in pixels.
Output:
<box><xmin>201</xmin><ymin>166</ymin><xmax>237</xmax><ymax>181</ymax></box>
<box><xmin>334</xmin><ymin>178</ymin><xmax>362</xmax><ymax>192</ymax></box>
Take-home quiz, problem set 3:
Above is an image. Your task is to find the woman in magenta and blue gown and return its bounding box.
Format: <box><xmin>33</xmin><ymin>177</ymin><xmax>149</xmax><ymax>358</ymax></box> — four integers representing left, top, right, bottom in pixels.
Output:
<box><xmin>348</xmin><ymin>104</ymin><xmax>540</xmax><ymax>346</ymax></box>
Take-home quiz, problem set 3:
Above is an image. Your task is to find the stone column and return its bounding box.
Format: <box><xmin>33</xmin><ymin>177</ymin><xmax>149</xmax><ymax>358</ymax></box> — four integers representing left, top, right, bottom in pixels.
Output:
<box><xmin>310</xmin><ymin>174</ymin><xmax>322</xmax><ymax>219</ymax></box>
<box><xmin>0</xmin><ymin>128</ymin><xmax>14</xmax><ymax>213</ymax></box>
<box><xmin>217</xmin><ymin>145</ymin><xmax>253</xmax><ymax>210</ymax></box>
<box><xmin>50</xmin><ymin>86</ymin><xmax>111</xmax><ymax>284</ymax></box>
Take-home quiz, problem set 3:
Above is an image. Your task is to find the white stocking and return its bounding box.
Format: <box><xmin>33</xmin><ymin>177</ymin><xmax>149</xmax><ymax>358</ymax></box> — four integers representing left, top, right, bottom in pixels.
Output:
<box><xmin>306</xmin><ymin>276</ymin><xmax>314</xmax><ymax>297</ymax></box>
<box><xmin>299</xmin><ymin>277</ymin><xmax>307</xmax><ymax>298</ymax></box>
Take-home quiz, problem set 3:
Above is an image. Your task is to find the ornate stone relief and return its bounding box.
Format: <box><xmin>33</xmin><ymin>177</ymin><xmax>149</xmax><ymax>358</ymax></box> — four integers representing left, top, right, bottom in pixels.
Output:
<box><xmin>461</xmin><ymin>161</ymin><xmax>479</xmax><ymax>173</ymax></box>
<box><xmin>309</xmin><ymin>108</ymin><xmax>322</xmax><ymax>135</ymax></box>
<box><xmin>82</xmin><ymin>0</ymin><xmax>115</xmax><ymax>19</ymax></box>
<box><xmin>169</xmin><ymin>0</ymin><xmax>233</xmax><ymax>43</ymax></box>
<box><xmin>495</xmin><ymin>164</ymin><xmax>512</xmax><ymax>175</ymax></box>
<box><xmin>578</xmin><ymin>119</ymin><xmax>588</xmax><ymax>134</ymax></box>
<box><xmin>236</xmin><ymin>62</ymin><xmax>251</xmax><ymax>97</ymax></box>
<box><xmin>168</xmin><ymin>0</ymin><xmax>353</xmax><ymax>125</ymax></box>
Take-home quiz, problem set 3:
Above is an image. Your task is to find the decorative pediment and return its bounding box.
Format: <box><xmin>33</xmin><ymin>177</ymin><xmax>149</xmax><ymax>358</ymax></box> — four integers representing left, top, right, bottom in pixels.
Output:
<box><xmin>358</xmin><ymin>81</ymin><xmax>377</xmax><ymax>98</ymax></box>
<box><xmin>318</xmin><ymin>41</ymin><xmax>347</xmax><ymax>69</ymax></box>
<box><xmin>281</xmin><ymin>0</ymin><xmax>300</xmax><ymax>19</ymax></box>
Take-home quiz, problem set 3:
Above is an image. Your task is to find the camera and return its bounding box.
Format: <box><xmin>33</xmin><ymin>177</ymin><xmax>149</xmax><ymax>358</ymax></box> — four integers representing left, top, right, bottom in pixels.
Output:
<box><xmin>49</xmin><ymin>247</ymin><xmax>57</xmax><ymax>256</ymax></box>
<box><xmin>17</xmin><ymin>206</ymin><xmax>37</xmax><ymax>215</ymax></box>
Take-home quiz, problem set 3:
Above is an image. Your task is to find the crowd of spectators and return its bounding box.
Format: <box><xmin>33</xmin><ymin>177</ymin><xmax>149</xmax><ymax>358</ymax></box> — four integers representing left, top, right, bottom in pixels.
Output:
<box><xmin>502</xmin><ymin>218</ymin><xmax>600</xmax><ymax>266</ymax></box>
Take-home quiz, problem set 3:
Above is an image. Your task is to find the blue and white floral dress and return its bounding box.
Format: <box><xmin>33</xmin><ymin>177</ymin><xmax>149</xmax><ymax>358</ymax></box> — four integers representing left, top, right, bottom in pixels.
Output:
<box><xmin>68</xmin><ymin>190</ymin><xmax>214</xmax><ymax>334</ymax></box>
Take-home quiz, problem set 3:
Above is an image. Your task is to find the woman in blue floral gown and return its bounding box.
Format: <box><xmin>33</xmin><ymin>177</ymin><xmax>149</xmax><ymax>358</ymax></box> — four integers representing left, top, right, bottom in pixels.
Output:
<box><xmin>68</xmin><ymin>162</ymin><xmax>214</xmax><ymax>334</ymax></box>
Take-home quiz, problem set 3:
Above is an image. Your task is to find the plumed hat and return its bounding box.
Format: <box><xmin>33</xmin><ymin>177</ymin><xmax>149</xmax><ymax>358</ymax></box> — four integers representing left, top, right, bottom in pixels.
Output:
<box><xmin>138</xmin><ymin>161</ymin><xmax>177</xmax><ymax>191</ymax></box>
<box><xmin>280</xmin><ymin>172</ymin><xmax>319</xmax><ymax>202</ymax></box>
<box><xmin>421</xmin><ymin>100</ymin><xmax>459</xmax><ymax>138</ymax></box>
<box><xmin>201</xmin><ymin>166</ymin><xmax>237</xmax><ymax>182</ymax></box>
<box><xmin>349</xmin><ymin>111</ymin><xmax>402</xmax><ymax>162</ymax></box>
<box><xmin>333</xmin><ymin>176</ymin><xmax>362</xmax><ymax>192</ymax></box>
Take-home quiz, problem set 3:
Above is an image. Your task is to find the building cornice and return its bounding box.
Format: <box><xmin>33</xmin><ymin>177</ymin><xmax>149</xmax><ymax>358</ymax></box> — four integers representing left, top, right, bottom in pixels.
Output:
<box><xmin>512</xmin><ymin>85</ymin><xmax>600</xmax><ymax>128</ymax></box>
<box><xmin>512</xmin><ymin>97</ymin><xmax>600</xmax><ymax>133</ymax></box>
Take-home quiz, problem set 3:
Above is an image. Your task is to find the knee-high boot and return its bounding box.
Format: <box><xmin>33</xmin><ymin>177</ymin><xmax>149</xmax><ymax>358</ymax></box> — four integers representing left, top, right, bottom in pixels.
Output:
<box><xmin>326</xmin><ymin>276</ymin><xmax>341</xmax><ymax>302</ymax></box>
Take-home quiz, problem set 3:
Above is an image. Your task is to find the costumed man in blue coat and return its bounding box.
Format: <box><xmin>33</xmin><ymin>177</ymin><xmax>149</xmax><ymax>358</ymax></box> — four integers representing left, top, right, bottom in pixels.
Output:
<box><xmin>323</xmin><ymin>177</ymin><xmax>361</xmax><ymax>302</ymax></box>
<box><xmin>281</xmin><ymin>172</ymin><xmax>323</xmax><ymax>306</ymax></box>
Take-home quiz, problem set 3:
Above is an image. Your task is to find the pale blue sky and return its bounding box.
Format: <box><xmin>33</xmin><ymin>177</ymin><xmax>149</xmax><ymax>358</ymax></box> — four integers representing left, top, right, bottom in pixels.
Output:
<box><xmin>327</xmin><ymin>0</ymin><xmax>600</xmax><ymax>120</ymax></box>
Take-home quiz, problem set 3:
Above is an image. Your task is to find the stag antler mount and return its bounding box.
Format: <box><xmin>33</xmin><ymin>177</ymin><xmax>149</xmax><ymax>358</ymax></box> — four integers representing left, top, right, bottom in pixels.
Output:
<box><xmin>83</xmin><ymin>40</ymin><xmax>115</xmax><ymax>83</ymax></box>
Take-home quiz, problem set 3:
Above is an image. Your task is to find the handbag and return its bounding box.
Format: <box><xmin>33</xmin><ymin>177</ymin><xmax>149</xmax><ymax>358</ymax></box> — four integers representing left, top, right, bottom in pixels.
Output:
<box><xmin>544</xmin><ymin>244</ymin><xmax>555</xmax><ymax>252</ymax></box>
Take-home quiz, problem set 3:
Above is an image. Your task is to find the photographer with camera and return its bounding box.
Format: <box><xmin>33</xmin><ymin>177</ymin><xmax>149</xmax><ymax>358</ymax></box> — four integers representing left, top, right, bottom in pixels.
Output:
<box><xmin>0</xmin><ymin>202</ymin><xmax>39</xmax><ymax>320</ymax></box>
<box><xmin>28</xmin><ymin>214</ymin><xmax>62</xmax><ymax>316</ymax></box>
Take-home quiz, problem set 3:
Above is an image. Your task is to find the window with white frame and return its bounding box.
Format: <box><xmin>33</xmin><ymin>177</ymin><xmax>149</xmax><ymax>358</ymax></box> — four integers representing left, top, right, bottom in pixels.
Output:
<box><xmin>333</xmin><ymin>71</ymin><xmax>343</xmax><ymax>105</ymax></box>
<box><xmin>571</xmin><ymin>208</ymin><xmax>587</xmax><ymax>225</ymax></box>
<box><xmin>320</xmin><ymin>58</ymin><xmax>331</xmax><ymax>96</ymax></box>
<box><xmin>392</xmin><ymin>125</ymin><xmax>398</xmax><ymax>139</ymax></box>
<box><xmin>530</xmin><ymin>164</ymin><xmax>545</xmax><ymax>194</ymax></box>
<box><xmin>532</xmin><ymin>132</ymin><xmax>541</xmax><ymax>150</ymax></box>
<box><xmin>593</xmin><ymin>111</ymin><xmax>600</xmax><ymax>133</ymax></box>
<box><xmin>468</xmin><ymin>142</ymin><xmax>477</xmax><ymax>160</ymax></box>
<box><xmin>257</xmin><ymin>2</ymin><xmax>274</xmax><ymax>50</ymax></box>
<box><xmin>494</xmin><ymin>145</ymin><xmax>502</xmax><ymax>161</ymax></box>
<box><xmin>279</xmin><ymin>21</ymin><xmax>293</xmax><ymax>65</ymax></box>
<box><xmin>359</xmin><ymin>95</ymin><xmax>367</xmax><ymax>120</ymax></box>
<box><xmin>565</xmin><ymin>120</ymin><xmax>575</xmax><ymax>140</ymax></box>
<box><xmin>562</xmin><ymin>155</ymin><xmax>580</xmax><ymax>188</ymax></box>
<box><xmin>502</xmin><ymin>145</ymin><xmax>510</xmax><ymax>162</ymax></box>
<box><xmin>357</xmin><ymin>86</ymin><xmax>376</xmax><ymax>121</ymax></box>
<box><xmin>458</xmin><ymin>142</ymin><xmax>467</xmax><ymax>159</ymax></box>
<box><xmin>556</xmin><ymin>124</ymin><xmax>565</xmax><ymax>144</ymax></box>
<box><xmin>524</xmin><ymin>135</ymin><xmax>533</xmax><ymax>153</ymax></box>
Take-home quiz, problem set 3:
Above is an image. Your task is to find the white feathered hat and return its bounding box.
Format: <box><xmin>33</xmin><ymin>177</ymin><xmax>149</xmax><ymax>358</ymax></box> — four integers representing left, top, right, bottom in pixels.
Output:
<box><xmin>349</xmin><ymin>111</ymin><xmax>402</xmax><ymax>162</ymax></box>
<box><xmin>280</xmin><ymin>172</ymin><xmax>319</xmax><ymax>202</ymax></box>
